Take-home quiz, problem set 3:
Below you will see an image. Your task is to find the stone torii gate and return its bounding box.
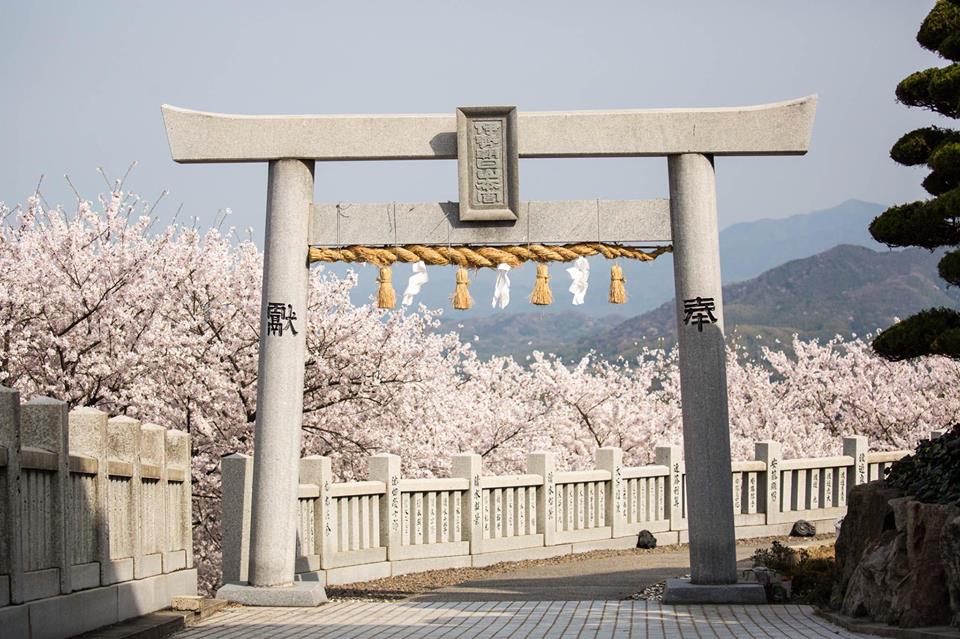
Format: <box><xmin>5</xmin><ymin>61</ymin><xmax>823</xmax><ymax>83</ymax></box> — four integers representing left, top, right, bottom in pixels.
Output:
<box><xmin>161</xmin><ymin>96</ymin><xmax>816</xmax><ymax>605</ymax></box>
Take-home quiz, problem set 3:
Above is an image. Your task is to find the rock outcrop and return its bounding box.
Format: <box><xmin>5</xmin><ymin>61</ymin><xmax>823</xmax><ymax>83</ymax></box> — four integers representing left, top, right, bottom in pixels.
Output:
<box><xmin>833</xmin><ymin>480</ymin><xmax>960</xmax><ymax>628</ymax></box>
<box><xmin>943</xmin><ymin>514</ymin><xmax>960</xmax><ymax>629</ymax></box>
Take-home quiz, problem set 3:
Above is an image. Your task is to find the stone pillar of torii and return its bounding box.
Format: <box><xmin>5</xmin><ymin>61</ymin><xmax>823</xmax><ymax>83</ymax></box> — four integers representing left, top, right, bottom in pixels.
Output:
<box><xmin>162</xmin><ymin>96</ymin><xmax>816</xmax><ymax>605</ymax></box>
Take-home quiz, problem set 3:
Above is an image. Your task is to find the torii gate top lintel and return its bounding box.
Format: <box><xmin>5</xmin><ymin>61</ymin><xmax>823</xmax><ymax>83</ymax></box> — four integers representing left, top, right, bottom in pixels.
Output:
<box><xmin>161</xmin><ymin>95</ymin><xmax>816</xmax><ymax>164</ymax></box>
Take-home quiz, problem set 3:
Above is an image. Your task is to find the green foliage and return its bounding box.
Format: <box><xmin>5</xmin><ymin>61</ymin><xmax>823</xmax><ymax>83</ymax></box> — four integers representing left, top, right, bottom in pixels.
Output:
<box><xmin>751</xmin><ymin>541</ymin><xmax>798</xmax><ymax>574</ymax></box>
<box><xmin>751</xmin><ymin>542</ymin><xmax>836</xmax><ymax>605</ymax></box>
<box><xmin>869</xmin><ymin>196</ymin><xmax>960</xmax><ymax>249</ymax></box>
<box><xmin>891</xmin><ymin>127</ymin><xmax>960</xmax><ymax>166</ymax></box>
<box><xmin>919</xmin><ymin>0</ymin><xmax>960</xmax><ymax>60</ymax></box>
<box><xmin>939</xmin><ymin>249</ymin><xmax>960</xmax><ymax>285</ymax></box>
<box><xmin>896</xmin><ymin>65</ymin><xmax>960</xmax><ymax>118</ymax></box>
<box><xmin>932</xmin><ymin>326</ymin><xmax>960</xmax><ymax>356</ymax></box>
<box><xmin>872</xmin><ymin>307</ymin><xmax>960</xmax><ymax>360</ymax></box>
<box><xmin>885</xmin><ymin>424</ymin><xmax>960</xmax><ymax>506</ymax></box>
<box><xmin>927</xmin><ymin>141</ymin><xmax>960</xmax><ymax>191</ymax></box>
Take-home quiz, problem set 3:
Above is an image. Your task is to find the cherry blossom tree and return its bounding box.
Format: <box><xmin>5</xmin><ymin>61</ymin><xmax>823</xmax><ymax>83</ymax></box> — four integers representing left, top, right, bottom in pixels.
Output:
<box><xmin>2</xmin><ymin>185</ymin><xmax>957</xmax><ymax>592</ymax></box>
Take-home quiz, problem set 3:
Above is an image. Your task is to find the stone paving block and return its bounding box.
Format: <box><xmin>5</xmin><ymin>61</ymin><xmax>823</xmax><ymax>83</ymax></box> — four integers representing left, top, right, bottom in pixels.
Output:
<box><xmin>570</xmin><ymin>535</ymin><xmax>637</xmax><ymax>553</ymax></box>
<box><xmin>167</xmin><ymin>601</ymin><xmax>871</xmax><ymax>639</ymax></box>
<box><xmin>71</xmin><ymin>561</ymin><xmax>101</xmax><ymax>591</ymax></box>
<box><xmin>103</xmin><ymin>558</ymin><xmax>134</xmax><ymax>585</ymax></box>
<box><xmin>163</xmin><ymin>550</ymin><xmax>187</xmax><ymax>573</ymax></box>
<box><xmin>216</xmin><ymin>582</ymin><xmax>327</xmax><ymax>607</ymax></box>
<box><xmin>471</xmin><ymin>544</ymin><xmax>572</xmax><ymax>567</ymax></box>
<box><xmin>140</xmin><ymin>553</ymin><xmax>163</xmax><ymax>578</ymax></box>
<box><xmin>326</xmin><ymin>561</ymin><xmax>391</xmax><ymax>585</ymax></box>
<box><xmin>166</xmin><ymin>568</ymin><xmax>199</xmax><ymax>599</ymax></box>
<box><xmin>0</xmin><ymin>603</ymin><xmax>29</xmax><ymax>638</ymax></box>
<box><xmin>22</xmin><ymin>568</ymin><xmax>60</xmax><ymax>602</ymax></box>
<box><xmin>28</xmin><ymin>584</ymin><xmax>119</xmax><ymax>639</ymax></box>
<box><xmin>391</xmin><ymin>555</ymin><xmax>472</xmax><ymax>576</ymax></box>
<box><xmin>293</xmin><ymin>570</ymin><xmax>327</xmax><ymax>585</ymax></box>
<box><xmin>118</xmin><ymin>573</ymin><xmax>168</xmax><ymax>621</ymax></box>
<box><xmin>661</xmin><ymin>577</ymin><xmax>766</xmax><ymax>604</ymax></box>
<box><xmin>652</xmin><ymin>530</ymin><xmax>680</xmax><ymax>546</ymax></box>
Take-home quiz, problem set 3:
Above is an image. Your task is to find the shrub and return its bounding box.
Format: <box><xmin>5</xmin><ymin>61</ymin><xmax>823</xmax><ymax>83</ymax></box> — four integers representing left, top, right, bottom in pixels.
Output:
<box><xmin>885</xmin><ymin>423</ymin><xmax>960</xmax><ymax>506</ymax></box>
<box><xmin>751</xmin><ymin>542</ymin><xmax>836</xmax><ymax>605</ymax></box>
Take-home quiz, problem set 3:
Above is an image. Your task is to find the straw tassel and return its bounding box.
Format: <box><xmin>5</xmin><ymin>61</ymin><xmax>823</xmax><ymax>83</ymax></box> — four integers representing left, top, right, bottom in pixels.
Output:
<box><xmin>377</xmin><ymin>266</ymin><xmax>396</xmax><ymax>309</ymax></box>
<box><xmin>530</xmin><ymin>262</ymin><xmax>553</xmax><ymax>305</ymax></box>
<box><xmin>453</xmin><ymin>267</ymin><xmax>473</xmax><ymax>310</ymax></box>
<box><xmin>609</xmin><ymin>263</ymin><xmax>627</xmax><ymax>304</ymax></box>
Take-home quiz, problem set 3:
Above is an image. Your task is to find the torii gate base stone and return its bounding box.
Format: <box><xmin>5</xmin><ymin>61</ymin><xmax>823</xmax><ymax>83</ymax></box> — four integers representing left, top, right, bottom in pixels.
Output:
<box><xmin>162</xmin><ymin>97</ymin><xmax>816</xmax><ymax>606</ymax></box>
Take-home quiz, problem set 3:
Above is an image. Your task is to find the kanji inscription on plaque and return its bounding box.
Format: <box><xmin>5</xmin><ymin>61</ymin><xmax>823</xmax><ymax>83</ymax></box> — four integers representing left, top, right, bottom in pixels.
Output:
<box><xmin>456</xmin><ymin>106</ymin><xmax>520</xmax><ymax>222</ymax></box>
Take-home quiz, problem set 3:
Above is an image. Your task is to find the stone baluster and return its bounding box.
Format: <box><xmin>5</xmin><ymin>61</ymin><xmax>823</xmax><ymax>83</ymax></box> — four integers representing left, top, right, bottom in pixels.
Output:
<box><xmin>138</xmin><ymin>424</ymin><xmax>166</xmax><ymax>578</ymax></box>
<box><xmin>165</xmin><ymin>429</ymin><xmax>192</xmax><ymax>569</ymax></box>
<box><xmin>21</xmin><ymin>397</ymin><xmax>72</xmax><ymax>598</ymax></box>
<box><xmin>843</xmin><ymin>435</ymin><xmax>868</xmax><ymax>496</ymax></box>
<box><xmin>655</xmin><ymin>444</ymin><xmax>683</xmax><ymax>530</ymax></box>
<box><xmin>452</xmin><ymin>454</ymin><xmax>483</xmax><ymax>555</ymax></box>
<box><xmin>300</xmin><ymin>456</ymin><xmax>332</xmax><ymax>570</ymax></box>
<box><xmin>68</xmin><ymin>407</ymin><xmax>109</xmax><ymax>588</ymax></box>
<box><xmin>369</xmin><ymin>454</ymin><xmax>401</xmax><ymax>560</ymax></box>
<box><xmin>527</xmin><ymin>452</ymin><xmax>557</xmax><ymax>547</ymax></box>
<box><xmin>755</xmin><ymin>440</ymin><xmax>783</xmax><ymax>525</ymax></box>
<box><xmin>596</xmin><ymin>447</ymin><xmax>626</xmax><ymax>539</ymax></box>
<box><xmin>105</xmin><ymin>416</ymin><xmax>140</xmax><ymax>584</ymax></box>
<box><xmin>0</xmin><ymin>386</ymin><xmax>21</xmax><ymax>605</ymax></box>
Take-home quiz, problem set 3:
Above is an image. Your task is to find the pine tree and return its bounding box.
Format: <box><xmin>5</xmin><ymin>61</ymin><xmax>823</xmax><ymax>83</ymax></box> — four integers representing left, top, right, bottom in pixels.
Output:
<box><xmin>870</xmin><ymin>0</ymin><xmax>960</xmax><ymax>360</ymax></box>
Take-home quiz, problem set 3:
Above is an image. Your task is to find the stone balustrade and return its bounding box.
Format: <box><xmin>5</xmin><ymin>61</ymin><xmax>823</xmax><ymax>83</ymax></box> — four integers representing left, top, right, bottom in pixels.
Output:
<box><xmin>221</xmin><ymin>432</ymin><xmax>938</xmax><ymax>588</ymax></box>
<box><xmin>0</xmin><ymin>386</ymin><xmax>197</xmax><ymax>639</ymax></box>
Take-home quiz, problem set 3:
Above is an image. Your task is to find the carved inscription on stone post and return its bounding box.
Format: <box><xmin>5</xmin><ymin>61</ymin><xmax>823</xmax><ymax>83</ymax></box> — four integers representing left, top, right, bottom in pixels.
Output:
<box><xmin>456</xmin><ymin>106</ymin><xmax>520</xmax><ymax>222</ymax></box>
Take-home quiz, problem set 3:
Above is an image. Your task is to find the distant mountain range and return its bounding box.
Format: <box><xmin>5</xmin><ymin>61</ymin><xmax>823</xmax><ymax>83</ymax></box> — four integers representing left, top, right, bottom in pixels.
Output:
<box><xmin>435</xmin><ymin>200</ymin><xmax>960</xmax><ymax>361</ymax></box>
<box><xmin>443</xmin><ymin>245</ymin><xmax>959</xmax><ymax>361</ymax></box>
<box><xmin>571</xmin><ymin>245</ymin><xmax>960</xmax><ymax>360</ymax></box>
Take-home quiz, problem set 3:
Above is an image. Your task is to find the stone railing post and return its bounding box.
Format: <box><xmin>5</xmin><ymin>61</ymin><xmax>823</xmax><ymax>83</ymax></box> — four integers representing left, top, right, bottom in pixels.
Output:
<box><xmin>138</xmin><ymin>423</ymin><xmax>166</xmax><ymax>578</ymax></box>
<box><xmin>68</xmin><ymin>407</ymin><xmax>109</xmax><ymax>588</ymax></box>
<box><xmin>369</xmin><ymin>454</ymin><xmax>401</xmax><ymax>560</ymax></box>
<box><xmin>655</xmin><ymin>444</ymin><xmax>683</xmax><ymax>530</ymax></box>
<box><xmin>843</xmin><ymin>435</ymin><xmax>868</xmax><ymax>496</ymax></box>
<box><xmin>221</xmin><ymin>453</ymin><xmax>253</xmax><ymax>584</ymax></box>
<box><xmin>527</xmin><ymin>452</ymin><xmax>557</xmax><ymax>547</ymax></box>
<box><xmin>22</xmin><ymin>397</ymin><xmax>72</xmax><ymax>596</ymax></box>
<box><xmin>0</xmin><ymin>386</ymin><xmax>21</xmax><ymax>606</ymax></box>
<box><xmin>105</xmin><ymin>416</ymin><xmax>141</xmax><ymax>584</ymax></box>
<box><xmin>452</xmin><ymin>454</ymin><xmax>483</xmax><ymax>555</ymax></box>
<box><xmin>300</xmin><ymin>455</ymin><xmax>332</xmax><ymax>569</ymax></box>
<box><xmin>755</xmin><ymin>440</ymin><xmax>783</xmax><ymax>525</ymax></box>
<box><xmin>597</xmin><ymin>447</ymin><xmax>626</xmax><ymax>538</ymax></box>
<box><xmin>165</xmin><ymin>429</ymin><xmax>192</xmax><ymax>569</ymax></box>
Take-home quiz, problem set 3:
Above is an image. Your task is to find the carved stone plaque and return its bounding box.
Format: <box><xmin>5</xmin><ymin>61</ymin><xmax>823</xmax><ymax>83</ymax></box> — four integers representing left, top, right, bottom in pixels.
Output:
<box><xmin>456</xmin><ymin>106</ymin><xmax>520</xmax><ymax>222</ymax></box>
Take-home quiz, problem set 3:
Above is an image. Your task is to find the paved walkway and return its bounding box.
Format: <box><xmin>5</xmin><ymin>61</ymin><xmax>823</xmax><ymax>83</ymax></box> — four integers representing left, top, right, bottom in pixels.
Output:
<box><xmin>175</xmin><ymin>601</ymin><xmax>877</xmax><ymax>638</ymax></box>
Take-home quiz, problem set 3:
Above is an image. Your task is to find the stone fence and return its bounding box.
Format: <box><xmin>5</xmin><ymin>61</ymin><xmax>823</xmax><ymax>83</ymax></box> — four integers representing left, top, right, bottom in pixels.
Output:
<box><xmin>222</xmin><ymin>431</ymin><xmax>943</xmax><ymax>588</ymax></box>
<box><xmin>0</xmin><ymin>386</ymin><xmax>197</xmax><ymax>639</ymax></box>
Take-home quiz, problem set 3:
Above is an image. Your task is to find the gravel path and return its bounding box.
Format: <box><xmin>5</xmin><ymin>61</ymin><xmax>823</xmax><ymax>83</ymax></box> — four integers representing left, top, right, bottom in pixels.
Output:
<box><xmin>324</xmin><ymin>534</ymin><xmax>834</xmax><ymax>602</ymax></box>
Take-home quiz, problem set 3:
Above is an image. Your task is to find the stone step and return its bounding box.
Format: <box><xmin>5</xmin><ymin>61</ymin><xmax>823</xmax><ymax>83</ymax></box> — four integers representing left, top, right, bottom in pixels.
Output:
<box><xmin>74</xmin><ymin>599</ymin><xmax>228</xmax><ymax>639</ymax></box>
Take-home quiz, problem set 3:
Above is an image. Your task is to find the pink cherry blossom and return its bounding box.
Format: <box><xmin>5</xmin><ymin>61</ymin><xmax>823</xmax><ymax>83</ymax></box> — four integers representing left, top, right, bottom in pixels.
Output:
<box><xmin>2</xmin><ymin>187</ymin><xmax>955</xmax><ymax>592</ymax></box>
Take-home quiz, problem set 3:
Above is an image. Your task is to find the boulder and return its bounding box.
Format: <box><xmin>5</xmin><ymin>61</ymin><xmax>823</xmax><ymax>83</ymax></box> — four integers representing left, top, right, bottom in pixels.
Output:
<box><xmin>831</xmin><ymin>480</ymin><xmax>905</xmax><ymax>608</ymax></box>
<box><xmin>790</xmin><ymin>519</ymin><xmax>816</xmax><ymax>537</ymax></box>
<box><xmin>840</xmin><ymin>492</ymin><xmax>959</xmax><ymax>627</ymax></box>
<box><xmin>942</xmin><ymin>514</ymin><xmax>960</xmax><ymax>628</ymax></box>
<box><xmin>636</xmin><ymin>530</ymin><xmax>657</xmax><ymax>549</ymax></box>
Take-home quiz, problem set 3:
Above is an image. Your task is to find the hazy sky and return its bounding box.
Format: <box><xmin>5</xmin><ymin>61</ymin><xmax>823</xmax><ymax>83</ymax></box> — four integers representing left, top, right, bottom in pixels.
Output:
<box><xmin>0</xmin><ymin>1</ymin><xmax>946</xmax><ymax>241</ymax></box>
